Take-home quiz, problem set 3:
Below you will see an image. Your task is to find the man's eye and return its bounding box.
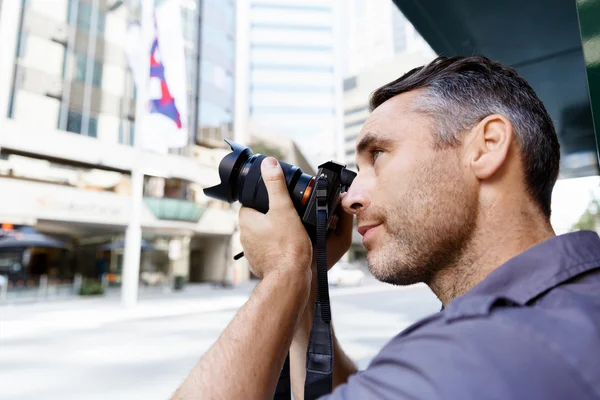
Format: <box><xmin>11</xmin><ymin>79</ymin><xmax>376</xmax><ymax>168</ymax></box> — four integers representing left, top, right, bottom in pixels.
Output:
<box><xmin>372</xmin><ymin>150</ymin><xmax>384</xmax><ymax>162</ymax></box>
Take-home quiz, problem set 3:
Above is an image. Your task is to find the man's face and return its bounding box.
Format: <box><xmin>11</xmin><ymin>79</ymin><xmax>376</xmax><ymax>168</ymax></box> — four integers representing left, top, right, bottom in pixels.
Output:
<box><xmin>341</xmin><ymin>91</ymin><xmax>479</xmax><ymax>286</ymax></box>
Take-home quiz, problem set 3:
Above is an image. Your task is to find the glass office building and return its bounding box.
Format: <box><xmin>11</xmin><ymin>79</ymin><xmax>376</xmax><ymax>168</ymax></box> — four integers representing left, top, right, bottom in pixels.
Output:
<box><xmin>196</xmin><ymin>0</ymin><xmax>236</xmax><ymax>146</ymax></box>
<box><xmin>5</xmin><ymin>0</ymin><xmax>235</xmax><ymax>147</ymax></box>
<box><xmin>0</xmin><ymin>0</ymin><xmax>242</xmax><ymax>300</ymax></box>
<box><xmin>248</xmin><ymin>0</ymin><xmax>343</xmax><ymax>166</ymax></box>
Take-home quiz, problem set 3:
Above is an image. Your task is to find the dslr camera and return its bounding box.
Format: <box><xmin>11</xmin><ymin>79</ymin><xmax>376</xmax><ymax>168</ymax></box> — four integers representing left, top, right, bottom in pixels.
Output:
<box><xmin>203</xmin><ymin>140</ymin><xmax>356</xmax><ymax>241</ymax></box>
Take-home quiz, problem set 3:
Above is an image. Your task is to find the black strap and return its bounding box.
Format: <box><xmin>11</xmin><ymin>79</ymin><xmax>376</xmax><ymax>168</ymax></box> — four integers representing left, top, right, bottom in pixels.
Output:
<box><xmin>273</xmin><ymin>177</ymin><xmax>333</xmax><ymax>400</ymax></box>
<box><xmin>304</xmin><ymin>177</ymin><xmax>333</xmax><ymax>400</ymax></box>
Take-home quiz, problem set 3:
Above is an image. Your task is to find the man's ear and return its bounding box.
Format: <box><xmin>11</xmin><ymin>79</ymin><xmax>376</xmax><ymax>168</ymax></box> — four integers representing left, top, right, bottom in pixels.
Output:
<box><xmin>465</xmin><ymin>114</ymin><xmax>514</xmax><ymax>180</ymax></box>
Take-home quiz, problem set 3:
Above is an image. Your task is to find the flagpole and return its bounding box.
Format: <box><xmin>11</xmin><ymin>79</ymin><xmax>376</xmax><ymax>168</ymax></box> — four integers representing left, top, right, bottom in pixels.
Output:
<box><xmin>122</xmin><ymin>0</ymin><xmax>152</xmax><ymax>308</ymax></box>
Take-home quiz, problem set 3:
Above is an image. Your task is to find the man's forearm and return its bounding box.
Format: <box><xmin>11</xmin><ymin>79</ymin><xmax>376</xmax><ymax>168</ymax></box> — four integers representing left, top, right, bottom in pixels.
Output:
<box><xmin>172</xmin><ymin>269</ymin><xmax>311</xmax><ymax>400</ymax></box>
<box><xmin>290</xmin><ymin>275</ymin><xmax>358</xmax><ymax>399</ymax></box>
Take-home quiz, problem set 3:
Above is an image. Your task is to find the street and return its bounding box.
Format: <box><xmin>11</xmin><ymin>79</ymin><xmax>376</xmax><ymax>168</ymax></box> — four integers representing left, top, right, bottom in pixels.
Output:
<box><xmin>0</xmin><ymin>278</ymin><xmax>440</xmax><ymax>400</ymax></box>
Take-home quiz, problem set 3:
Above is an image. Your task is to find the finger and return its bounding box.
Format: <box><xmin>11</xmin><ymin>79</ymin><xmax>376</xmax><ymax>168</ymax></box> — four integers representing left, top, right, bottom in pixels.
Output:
<box><xmin>261</xmin><ymin>157</ymin><xmax>294</xmax><ymax>213</ymax></box>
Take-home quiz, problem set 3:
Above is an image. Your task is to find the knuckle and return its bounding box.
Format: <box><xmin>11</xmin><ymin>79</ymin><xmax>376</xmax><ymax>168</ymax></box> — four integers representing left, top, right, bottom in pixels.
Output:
<box><xmin>263</xmin><ymin>170</ymin><xmax>283</xmax><ymax>182</ymax></box>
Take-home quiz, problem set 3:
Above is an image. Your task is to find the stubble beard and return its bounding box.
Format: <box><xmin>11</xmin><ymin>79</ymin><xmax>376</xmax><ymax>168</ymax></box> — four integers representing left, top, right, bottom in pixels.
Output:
<box><xmin>365</xmin><ymin>159</ymin><xmax>478</xmax><ymax>288</ymax></box>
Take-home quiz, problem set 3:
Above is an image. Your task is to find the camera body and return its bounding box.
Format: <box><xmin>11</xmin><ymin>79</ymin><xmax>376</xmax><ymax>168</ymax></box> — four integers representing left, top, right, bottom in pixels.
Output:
<box><xmin>203</xmin><ymin>140</ymin><xmax>356</xmax><ymax>242</ymax></box>
<box><xmin>300</xmin><ymin>161</ymin><xmax>354</xmax><ymax>241</ymax></box>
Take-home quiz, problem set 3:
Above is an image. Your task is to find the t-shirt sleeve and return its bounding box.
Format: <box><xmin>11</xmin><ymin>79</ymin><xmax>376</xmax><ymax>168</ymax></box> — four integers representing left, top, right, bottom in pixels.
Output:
<box><xmin>319</xmin><ymin>315</ymin><xmax>587</xmax><ymax>400</ymax></box>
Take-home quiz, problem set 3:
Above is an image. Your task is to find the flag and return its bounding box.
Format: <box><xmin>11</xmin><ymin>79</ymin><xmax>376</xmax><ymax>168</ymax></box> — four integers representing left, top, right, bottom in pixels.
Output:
<box><xmin>125</xmin><ymin>0</ymin><xmax>188</xmax><ymax>153</ymax></box>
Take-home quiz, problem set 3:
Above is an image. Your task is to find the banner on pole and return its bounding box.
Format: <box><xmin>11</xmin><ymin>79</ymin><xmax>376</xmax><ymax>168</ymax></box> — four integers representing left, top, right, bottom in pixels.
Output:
<box><xmin>126</xmin><ymin>0</ymin><xmax>188</xmax><ymax>153</ymax></box>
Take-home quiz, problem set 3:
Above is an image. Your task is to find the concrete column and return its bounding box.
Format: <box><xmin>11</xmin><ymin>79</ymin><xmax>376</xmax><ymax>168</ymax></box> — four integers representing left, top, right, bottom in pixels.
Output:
<box><xmin>170</xmin><ymin>236</ymin><xmax>191</xmax><ymax>278</ymax></box>
<box><xmin>122</xmin><ymin>0</ymin><xmax>153</xmax><ymax>308</ymax></box>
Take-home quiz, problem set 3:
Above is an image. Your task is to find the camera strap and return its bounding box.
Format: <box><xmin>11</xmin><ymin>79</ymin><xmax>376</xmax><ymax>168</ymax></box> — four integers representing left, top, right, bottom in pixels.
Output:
<box><xmin>304</xmin><ymin>177</ymin><xmax>334</xmax><ymax>399</ymax></box>
<box><xmin>274</xmin><ymin>177</ymin><xmax>333</xmax><ymax>400</ymax></box>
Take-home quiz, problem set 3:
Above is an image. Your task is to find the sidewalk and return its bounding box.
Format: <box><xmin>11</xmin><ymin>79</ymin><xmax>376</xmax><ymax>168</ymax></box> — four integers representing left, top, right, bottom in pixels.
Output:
<box><xmin>0</xmin><ymin>281</ymin><xmax>258</xmax><ymax>341</ymax></box>
<box><xmin>0</xmin><ymin>277</ymin><xmax>416</xmax><ymax>342</ymax></box>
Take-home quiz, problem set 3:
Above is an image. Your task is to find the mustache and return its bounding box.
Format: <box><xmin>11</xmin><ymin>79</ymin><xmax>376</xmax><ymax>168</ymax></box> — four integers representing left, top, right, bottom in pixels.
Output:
<box><xmin>356</xmin><ymin>207</ymin><xmax>386</xmax><ymax>225</ymax></box>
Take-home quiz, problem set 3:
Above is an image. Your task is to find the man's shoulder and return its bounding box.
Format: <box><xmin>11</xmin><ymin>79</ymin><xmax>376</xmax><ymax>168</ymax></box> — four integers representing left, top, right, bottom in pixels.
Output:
<box><xmin>393</xmin><ymin>288</ymin><xmax>600</xmax><ymax>366</ymax></box>
<box><xmin>325</xmin><ymin>267</ymin><xmax>600</xmax><ymax>400</ymax></box>
<box><xmin>372</xmin><ymin>293</ymin><xmax>600</xmax><ymax>397</ymax></box>
<box><xmin>326</xmin><ymin>306</ymin><xmax>595</xmax><ymax>399</ymax></box>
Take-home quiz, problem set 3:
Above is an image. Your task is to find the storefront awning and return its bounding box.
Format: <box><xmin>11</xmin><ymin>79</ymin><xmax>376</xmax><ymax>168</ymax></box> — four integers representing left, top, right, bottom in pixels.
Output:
<box><xmin>0</xmin><ymin>226</ymin><xmax>69</xmax><ymax>249</ymax></box>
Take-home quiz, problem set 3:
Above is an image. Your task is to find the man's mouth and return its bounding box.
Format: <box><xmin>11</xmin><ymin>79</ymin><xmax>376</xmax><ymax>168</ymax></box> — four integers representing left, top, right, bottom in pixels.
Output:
<box><xmin>357</xmin><ymin>224</ymin><xmax>381</xmax><ymax>237</ymax></box>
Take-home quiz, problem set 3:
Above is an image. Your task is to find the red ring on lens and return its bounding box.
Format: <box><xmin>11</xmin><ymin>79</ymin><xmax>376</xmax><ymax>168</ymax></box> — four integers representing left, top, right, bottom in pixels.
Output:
<box><xmin>301</xmin><ymin>177</ymin><xmax>316</xmax><ymax>208</ymax></box>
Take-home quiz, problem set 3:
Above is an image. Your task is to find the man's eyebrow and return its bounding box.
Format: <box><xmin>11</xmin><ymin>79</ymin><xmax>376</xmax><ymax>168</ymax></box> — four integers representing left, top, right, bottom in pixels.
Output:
<box><xmin>356</xmin><ymin>132</ymin><xmax>394</xmax><ymax>156</ymax></box>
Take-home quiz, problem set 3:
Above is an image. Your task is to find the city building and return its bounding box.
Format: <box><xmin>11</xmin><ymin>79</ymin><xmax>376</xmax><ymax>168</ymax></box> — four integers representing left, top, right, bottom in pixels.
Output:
<box><xmin>0</xmin><ymin>0</ymin><xmax>245</xmax><ymax>302</ymax></box>
<box><xmin>243</xmin><ymin>0</ymin><xmax>344</xmax><ymax>168</ymax></box>
<box><xmin>341</xmin><ymin>0</ymin><xmax>435</xmax><ymax>171</ymax></box>
<box><xmin>341</xmin><ymin>0</ymin><xmax>434</xmax><ymax>78</ymax></box>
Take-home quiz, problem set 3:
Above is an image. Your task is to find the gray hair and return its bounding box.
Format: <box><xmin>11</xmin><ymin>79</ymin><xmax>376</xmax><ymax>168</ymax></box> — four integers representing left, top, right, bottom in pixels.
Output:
<box><xmin>370</xmin><ymin>55</ymin><xmax>560</xmax><ymax>217</ymax></box>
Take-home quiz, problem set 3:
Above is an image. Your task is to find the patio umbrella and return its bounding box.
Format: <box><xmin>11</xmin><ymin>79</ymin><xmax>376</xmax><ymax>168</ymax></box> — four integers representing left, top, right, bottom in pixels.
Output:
<box><xmin>0</xmin><ymin>227</ymin><xmax>69</xmax><ymax>249</ymax></box>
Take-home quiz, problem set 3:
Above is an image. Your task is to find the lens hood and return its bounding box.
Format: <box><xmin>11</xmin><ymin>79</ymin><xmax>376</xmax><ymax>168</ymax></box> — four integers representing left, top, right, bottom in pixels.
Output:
<box><xmin>203</xmin><ymin>139</ymin><xmax>253</xmax><ymax>203</ymax></box>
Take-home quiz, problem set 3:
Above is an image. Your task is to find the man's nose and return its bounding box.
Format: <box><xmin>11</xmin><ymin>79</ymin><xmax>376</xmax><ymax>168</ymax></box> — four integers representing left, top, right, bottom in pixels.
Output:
<box><xmin>341</xmin><ymin>178</ymin><xmax>371</xmax><ymax>215</ymax></box>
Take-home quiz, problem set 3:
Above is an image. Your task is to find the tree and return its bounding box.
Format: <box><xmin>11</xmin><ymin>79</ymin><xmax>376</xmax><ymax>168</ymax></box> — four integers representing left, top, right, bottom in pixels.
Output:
<box><xmin>571</xmin><ymin>196</ymin><xmax>600</xmax><ymax>232</ymax></box>
<box><xmin>249</xmin><ymin>139</ymin><xmax>286</xmax><ymax>162</ymax></box>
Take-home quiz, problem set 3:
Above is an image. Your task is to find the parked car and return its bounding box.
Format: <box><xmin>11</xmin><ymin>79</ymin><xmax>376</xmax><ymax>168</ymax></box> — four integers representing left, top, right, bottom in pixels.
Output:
<box><xmin>328</xmin><ymin>262</ymin><xmax>365</xmax><ymax>286</ymax></box>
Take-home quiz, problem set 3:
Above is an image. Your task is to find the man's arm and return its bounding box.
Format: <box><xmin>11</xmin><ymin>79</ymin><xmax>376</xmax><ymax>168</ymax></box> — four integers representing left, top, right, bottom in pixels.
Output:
<box><xmin>290</xmin><ymin>272</ymin><xmax>357</xmax><ymax>400</ymax></box>
<box><xmin>171</xmin><ymin>269</ymin><xmax>311</xmax><ymax>399</ymax></box>
<box><xmin>171</xmin><ymin>158</ymin><xmax>315</xmax><ymax>399</ymax></box>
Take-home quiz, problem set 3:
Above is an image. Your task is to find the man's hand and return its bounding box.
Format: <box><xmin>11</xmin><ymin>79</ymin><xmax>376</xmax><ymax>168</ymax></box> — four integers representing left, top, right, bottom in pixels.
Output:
<box><xmin>239</xmin><ymin>157</ymin><xmax>313</xmax><ymax>280</ymax></box>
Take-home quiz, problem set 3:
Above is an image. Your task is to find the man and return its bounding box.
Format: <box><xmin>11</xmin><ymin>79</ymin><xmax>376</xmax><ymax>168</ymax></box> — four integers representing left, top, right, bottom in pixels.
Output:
<box><xmin>172</xmin><ymin>56</ymin><xmax>600</xmax><ymax>399</ymax></box>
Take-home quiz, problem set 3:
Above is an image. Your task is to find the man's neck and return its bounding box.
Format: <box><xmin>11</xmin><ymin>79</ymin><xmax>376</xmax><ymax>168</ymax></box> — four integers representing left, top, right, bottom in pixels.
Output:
<box><xmin>429</xmin><ymin>205</ymin><xmax>556</xmax><ymax>306</ymax></box>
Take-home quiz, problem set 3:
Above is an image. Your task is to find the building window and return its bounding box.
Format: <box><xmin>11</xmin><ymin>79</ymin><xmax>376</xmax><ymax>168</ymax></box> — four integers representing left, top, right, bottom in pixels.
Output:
<box><xmin>343</xmin><ymin>76</ymin><xmax>357</xmax><ymax>91</ymax></box>
<box><xmin>251</xmin><ymin>4</ymin><xmax>331</xmax><ymax>12</ymax></box>
<box><xmin>120</xmin><ymin>119</ymin><xmax>135</xmax><ymax>146</ymax></box>
<box><xmin>69</xmin><ymin>1</ymin><xmax>106</xmax><ymax>35</ymax></box>
<box><xmin>344</xmin><ymin>119</ymin><xmax>366</xmax><ymax>129</ymax></box>
<box><xmin>345</xmin><ymin>133</ymin><xmax>360</xmax><ymax>143</ymax></box>
<box><xmin>74</xmin><ymin>53</ymin><xmax>103</xmax><ymax>87</ymax></box>
<box><xmin>66</xmin><ymin>111</ymin><xmax>82</xmax><ymax>134</ymax></box>
<box><xmin>252</xmin><ymin>106</ymin><xmax>334</xmax><ymax>115</ymax></box>
<box><xmin>251</xmin><ymin>23</ymin><xmax>331</xmax><ymax>31</ymax></box>
<box><xmin>344</xmin><ymin>105</ymin><xmax>368</xmax><ymax>116</ymax></box>
<box><xmin>65</xmin><ymin>111</ymin><xmax>97</xmax><ymax>137</ymax></box>
<box><xmin>88</xmin><ymin>115</ymin><xmax>98</xmax><ymax>138</ymax></box>
<box><xmin>251</xmin><ymin>64</ymin><xmax>333</xmax><ymax>72</ymax></box>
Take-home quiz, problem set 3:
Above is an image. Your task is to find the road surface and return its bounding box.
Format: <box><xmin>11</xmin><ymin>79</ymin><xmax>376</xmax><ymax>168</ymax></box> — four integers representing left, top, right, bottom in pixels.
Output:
<box><xmin>0</xmin><ymin>278</ymin><xmax>440</xmax><ymax>400</ymax></box>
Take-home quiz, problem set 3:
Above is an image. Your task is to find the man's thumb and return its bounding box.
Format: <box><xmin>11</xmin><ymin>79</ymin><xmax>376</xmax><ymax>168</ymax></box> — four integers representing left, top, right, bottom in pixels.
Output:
<box><xmin>261</xmin><ymin>157</ymin><xmax>293</xmax><ymax>212</ymax></box>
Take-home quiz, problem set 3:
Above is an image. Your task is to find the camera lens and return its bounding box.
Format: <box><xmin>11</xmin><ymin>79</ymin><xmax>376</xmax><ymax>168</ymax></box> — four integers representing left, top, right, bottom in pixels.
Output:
<box><xmin>203</xmin><ymin>140</ymin><xmax>314</xmax><ymax>216</ymax></box>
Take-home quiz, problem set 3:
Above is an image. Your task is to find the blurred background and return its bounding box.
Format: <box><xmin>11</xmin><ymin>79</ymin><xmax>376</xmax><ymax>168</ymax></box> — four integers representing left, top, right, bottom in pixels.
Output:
<box><xmin>0</xmin><ymin>0</ymin><xmax>598</xmax><ymax>399</ymax></box>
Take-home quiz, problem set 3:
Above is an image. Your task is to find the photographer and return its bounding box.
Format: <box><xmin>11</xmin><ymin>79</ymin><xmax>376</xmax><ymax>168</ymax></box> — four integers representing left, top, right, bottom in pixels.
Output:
<box><xmin>171</xmin><ymin>56</ymin><xmax>600</xmax><ymax>399</ymax></box>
